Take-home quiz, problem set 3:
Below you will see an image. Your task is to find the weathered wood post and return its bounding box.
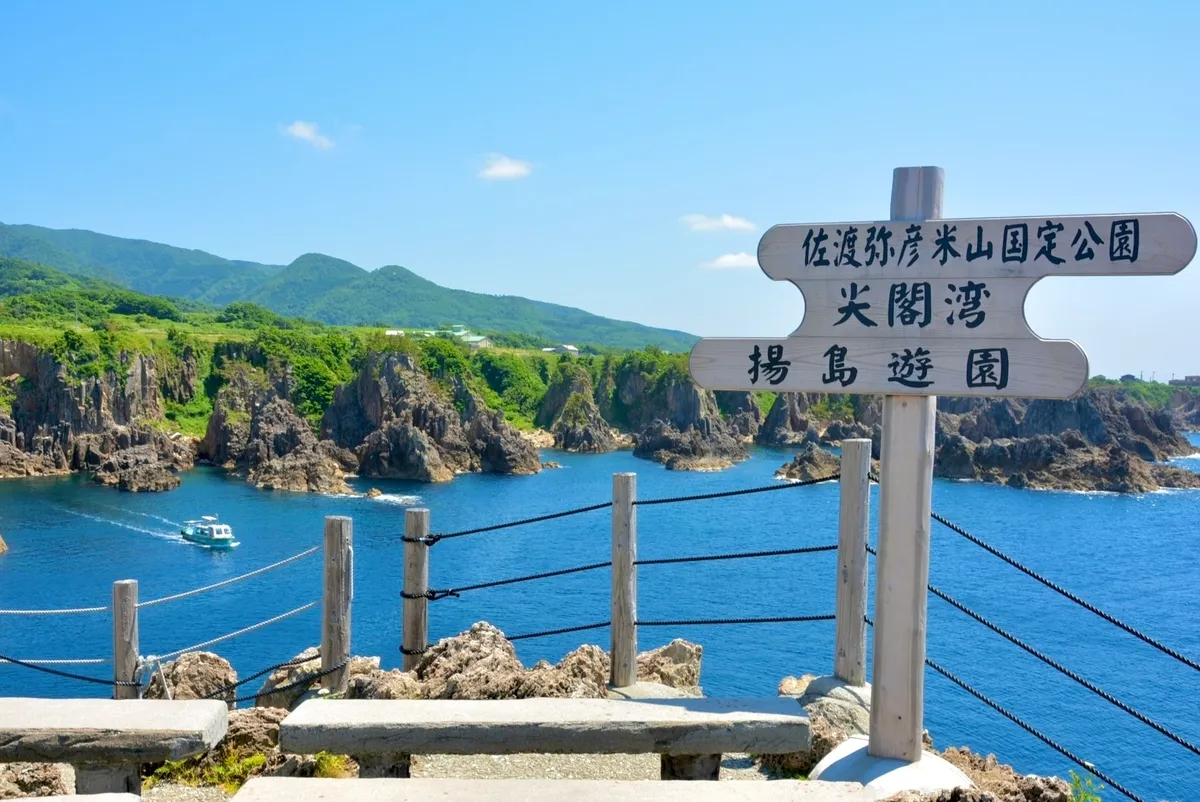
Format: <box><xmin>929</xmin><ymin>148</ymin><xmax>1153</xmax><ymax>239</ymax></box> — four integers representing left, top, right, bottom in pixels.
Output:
<box><xmin>867</xmin><ymin>166</ymin><xmax>943</xmax><ymax>760</ymax></box>
<box><xmin>321</xmin><ymin>516</ymin><xmax>353</xmax><ymax>693</ymax></box>
<box><xmin>111</xmin><ymin>579</ymin><xmax>138</xmax><ymax>700</ymax></box>
<box><xmin>835</xmin><ymin>438</ymin><xmax>872</xmax><ymax>686</ymax></box>
<box><xmin>610</xmin><ymin>472</ymin><xmax>637</xmax><ymax>688</ymax></box>
<box><xmin>402</xmin><ymin>508</ymin><xmax>430</xmax><ymax>672</ymax></box>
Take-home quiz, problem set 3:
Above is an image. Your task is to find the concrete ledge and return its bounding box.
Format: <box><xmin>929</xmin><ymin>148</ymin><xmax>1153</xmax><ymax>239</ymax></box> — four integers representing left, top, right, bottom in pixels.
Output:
<box><xmin>279</xmin><ymin>698</ymin><xmax>812</xmax><ymax>757</ymax></box>
<box><xmin>0</xmin><ymin>698</ymin><xmax>228</xmax><ymax>763</ymax></box>
<box><xmin>231</xmin><ymin>777</ymin><xmax>874</xmax><ymax>800</ymax></box>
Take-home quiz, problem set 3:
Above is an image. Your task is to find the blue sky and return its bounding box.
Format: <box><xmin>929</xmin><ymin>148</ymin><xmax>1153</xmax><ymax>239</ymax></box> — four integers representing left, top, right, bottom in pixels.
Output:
<box><xmin>1</xmin><ymin>0</ymin><xmax>1197</xmax><ymax>379</ymax></box>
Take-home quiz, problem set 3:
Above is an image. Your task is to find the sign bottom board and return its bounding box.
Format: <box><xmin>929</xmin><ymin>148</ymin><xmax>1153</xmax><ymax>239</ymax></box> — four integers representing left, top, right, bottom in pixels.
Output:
<box><xmin>688</xmin><ymin>336</ymin><xmax>1088</xmax><ymax>399</ymax></box>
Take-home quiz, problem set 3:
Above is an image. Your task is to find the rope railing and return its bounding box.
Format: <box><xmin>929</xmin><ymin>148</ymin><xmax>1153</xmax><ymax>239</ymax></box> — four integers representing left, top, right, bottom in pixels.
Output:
<box><xmin>864</xmin><ymin>616</ymin><xmax>1144</xmax><ymax>802</ymax></box>
<box><xmin>0</xmin><ymin>652</ymin><xmax>139</xmax><ymax>688</ymax></box>
<box><xmin>152</xmin><ymin>601</ymin><xmax>320</xmax><ymax>663</ymax></box>
<box><xmin>0</xmin><ymin>602</ymin><xmax>109</xmax><ymax>616</ymax></box>
<box><xmin>0</xmin><ymin>656</ymin><xmax>108</xmax><ymax>665</ymax></box>
<box><xmin>137</xmin><ymin>546</ymin><xmax>320</xmax><ymax>609</ymax></box>
<box><xmin>404</xmin><ymin>472</ymin><xmax>842</xmax><ymax>546</ymax></box>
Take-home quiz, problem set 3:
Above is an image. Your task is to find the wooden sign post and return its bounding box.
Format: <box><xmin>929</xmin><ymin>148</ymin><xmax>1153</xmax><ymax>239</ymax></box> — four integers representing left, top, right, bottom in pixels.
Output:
<box><xmin>689</xmin><ymin>166</ymin><xmax>1196</xmax><ymax>769</ymax></box>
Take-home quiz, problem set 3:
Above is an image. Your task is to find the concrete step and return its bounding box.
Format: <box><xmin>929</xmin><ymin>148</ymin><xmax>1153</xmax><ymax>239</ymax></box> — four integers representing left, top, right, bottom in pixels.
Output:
<box><xmin>231</xmin><ymin>777</ymin><xmax>874</xmax><ymax>801</ymax></box>
<box><xmin>280</xmin><ymin>697</ymin><xmax>813</xmax><ymax>757</ymax></box>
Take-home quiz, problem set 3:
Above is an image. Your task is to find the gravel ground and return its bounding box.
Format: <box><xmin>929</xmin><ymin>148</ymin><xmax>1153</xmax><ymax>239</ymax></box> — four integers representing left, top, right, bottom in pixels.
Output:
<box><xmin>142</xmin><ymin>752</ymin><xmax>778</xmax><ymax>800</ymax></box>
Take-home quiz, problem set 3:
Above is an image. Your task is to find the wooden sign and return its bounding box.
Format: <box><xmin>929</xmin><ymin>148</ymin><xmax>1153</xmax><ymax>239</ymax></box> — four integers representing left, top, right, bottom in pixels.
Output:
<box><xmin>690</xmin><ymin>212</ymin><xmax>1197</xmax><ymax>399</ymax></box>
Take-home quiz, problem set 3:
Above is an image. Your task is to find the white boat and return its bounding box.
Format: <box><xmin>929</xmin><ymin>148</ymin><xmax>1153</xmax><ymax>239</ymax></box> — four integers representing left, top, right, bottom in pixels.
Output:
<box><xmin>181</xmin><ymin>516</ymin><xmax>238</xmax><ymax>549</ymax></box>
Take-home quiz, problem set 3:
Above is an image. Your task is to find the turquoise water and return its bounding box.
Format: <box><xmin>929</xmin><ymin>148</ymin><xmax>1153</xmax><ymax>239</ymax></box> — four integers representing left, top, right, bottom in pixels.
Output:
<box><xmin>1</xmin><ymin>437</ymin><xmax>1198</xmax><ymax>802</ymax></box>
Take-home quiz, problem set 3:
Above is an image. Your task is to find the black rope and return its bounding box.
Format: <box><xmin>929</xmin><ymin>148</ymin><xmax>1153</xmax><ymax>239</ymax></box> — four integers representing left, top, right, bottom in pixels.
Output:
<box><xmin>201</xmin><ymin>654</ymin><xmax>327</xmax><ymax>701</ymax></box>
<box><xmin>439</xmin><ymin>561</ymin><xmax>613</xmax><ymax>595</ymax></box>
<box><xmin>634</xmin><ymin>472</ymin><xmax>840</xmax><ymax>506</ymax></box>
<box><xmin>0</xmin><ymin>653</ymin><xmax>139</xmax><ymax>687</ymax></box>
<box><xmin>930</xmin><ymin>511</ymin><xmax>1200</xmax><ymax>674</ymax></box>
<box><xmin>401</xmin><ymin>589</ymin><xmax>461</xmax><ymax>601</ymax></box>
<box><xmin>636</xmin><ymin>544</ymin><xmax>837</xmax><ymax>567</ymax></box>
<box><xmin>221</xmin><ymin>659</ymin><xmax>349</xmax><ymax>705</ymax></box>
<box><xmin>412</xmin><ymin>501</ymin><xmax>614</xmax><ymax>545</ymax></box>
<box><xmin>927</xmin><ymin>657</ymin><xmax>1144</xmax><ymax>802</ymax></box>
<box><xmin>862</xmin><ymin>616</ymin><xmax>1142</xmax><ymax>802</ymax></box>
<box><xmin>929</xmin><ymin>583</ymin><xmax>1200</xmax><ymax>759</ymax></box>
<box><xmin>638</xmin><ymin>614</ymin><xmax>835</xmax><ymax>627</ymax></box>
<box><xmin>507</xmin><ymin>621</ymin><xmax>611</xmax><ymax>641</ymax></box>
<box><xmin>399</xmin><ymin>645</ymin><xmax>428</xmax><ymax>656</ymax></box>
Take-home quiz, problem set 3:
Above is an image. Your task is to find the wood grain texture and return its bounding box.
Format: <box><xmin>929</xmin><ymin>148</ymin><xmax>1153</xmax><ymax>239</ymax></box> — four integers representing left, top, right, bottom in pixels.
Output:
<box><xmin>689</xmin><ymin>336</ymin><xmax>1087</xmax><ymax>398</ymax></box>
<box><xmin>321</xmin><ymin>516</ymin><xmax>353</xmax><ymax>693</ymax></box>
<box><xmin>610</xmin><ymin>473</ymin><xmax>637</xmax><ymax>688</ymax></box>
<box><xmin>869</xmin><ymin>395</ymin><xmax>937</xmax><ymax>761</ymax></box>
<box><xmin>758</xmin><ymin>212</ymin><xmax>1196</xmax><ymax>281</ymax></box>
<box><xmin>402</xmin><ymin>509</ymin><xmax>430</xmax><ymax>673</ymax></box>
<box><xmin>111</xmin><ymin>580</ymin><xmax>138</xmax><ymax>700</ymax></box>
<box><xmin>834</xmin><ymin>439</ymin><xmax>871</xmax><ymax>687</ymax></box>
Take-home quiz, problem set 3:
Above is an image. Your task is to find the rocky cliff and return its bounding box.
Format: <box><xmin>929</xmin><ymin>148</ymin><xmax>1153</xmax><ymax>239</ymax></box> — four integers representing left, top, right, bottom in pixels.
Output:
<box><xmin>623</xmin><ymin>365</ymin><xmax>748</xmax><ymax>471</ymax></box>
<box><xmin>0</xmin><ymin>339</ymin><xmax>195</xmax><ymax>490</ymax></box>
<box><xmin>538</xmin><ymin>364</ymin><xmax>618</xmax><ymax>453</ymax></box>
<box><xmin>756</xmin><ymin>386</ymin><xmax>1198</xmax><ymax>493</ymax></box>
<box><xmin>199</xmin><ymin>363</ymin><xmax>354</xmax><ymax>495</ymax></box>
<box><xmin>321</xmin><ymin>353</ymin><xmax>540</xmax><ymax>482</ymax></box>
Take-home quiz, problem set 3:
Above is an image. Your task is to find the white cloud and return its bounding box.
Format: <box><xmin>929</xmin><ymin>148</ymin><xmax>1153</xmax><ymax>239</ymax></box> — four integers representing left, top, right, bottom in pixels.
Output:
<box><xmin>478</xmin><ymin>153</ymin><xmax>532</xmax><ymax>180</ymax></box>
<box><xmin>702</xmin><ymin>252</ymin><xmax>758</xmax><ymax>269</ymax></box>
<box><xmin>284</xmin><ymin>120</ymin><xmax>334</xmax><ymax>150</ymax></box>
<box><xmin>681</xmin><ymin>213</ymin><xmax>757</xmax><ymax>232</ymax></box>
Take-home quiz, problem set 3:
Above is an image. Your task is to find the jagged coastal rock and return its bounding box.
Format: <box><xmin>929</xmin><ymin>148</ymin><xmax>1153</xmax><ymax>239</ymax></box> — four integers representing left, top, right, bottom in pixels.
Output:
<box><xmin>540</xmin><ymin>364</ymin><xmax>619</xmax><ymax>453</ymax></box>
<box><xmin>321</xmin><ymin>353</ymin><xmax>540</xmax><ymax>483</ymax></box>
<box><xmin>0</xmin><ymin>339</ymin><xmax>196</xmax><ymax>489</ymax></box>
<box><xmin>932</xmin><ymin>390</ymin><xmax>1200</xmax><ymax>492</ymax></box>
<box><xmin>775</xmin><ymin>442</ymin><xmax>841</xmax><ymax>482</ymax></box>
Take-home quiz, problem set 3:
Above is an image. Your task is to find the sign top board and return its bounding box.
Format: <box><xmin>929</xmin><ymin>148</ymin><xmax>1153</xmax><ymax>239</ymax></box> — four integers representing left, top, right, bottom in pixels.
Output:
<box><xmin>757</xmin><ymin>213</ymin><xmax>1196</xmax><ymax>282</ymax></box>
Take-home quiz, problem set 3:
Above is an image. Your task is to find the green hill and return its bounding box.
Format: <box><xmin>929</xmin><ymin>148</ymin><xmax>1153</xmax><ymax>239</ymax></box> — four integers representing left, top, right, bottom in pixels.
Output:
<box><xmin>0</xmin><ymin>222</ymin><xmax>698</xmax><ymax>351</ymax></box>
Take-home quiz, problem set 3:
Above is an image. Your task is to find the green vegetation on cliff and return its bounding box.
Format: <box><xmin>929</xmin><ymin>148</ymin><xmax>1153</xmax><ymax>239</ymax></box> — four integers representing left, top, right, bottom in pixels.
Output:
<box><xmin>0</xmin><ymin>222</ymin><xmax>698</xmax><ymax>351</ymax></box>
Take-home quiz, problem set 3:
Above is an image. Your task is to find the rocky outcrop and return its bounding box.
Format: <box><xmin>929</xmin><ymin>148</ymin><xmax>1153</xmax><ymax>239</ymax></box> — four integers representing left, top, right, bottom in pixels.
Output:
<box><xmin>633</xmin><ymin>419</ymin><xmax>748</xmax><ymax>471</ymax></box>
<box><xmin>144</xmin><ymin>652</ymin><xmax>238</xmax><ymax>705</ymax></box>
<box><xmin>322</xmin><ymin>354</ymin><xmax>539</xmax><ymax>482</ymax></box>
<box><xmin>200</xmin><ymin>364</ymin><xmax>353</xmax><ymax>494</ymax></box>
<box><xmin>552</xmin><ymin>393</ymin><xmax>618</xmax><ymax>453</ymax></box>
<box><xmin>715</xmin><ymin>392</ymin><xmax>763</xmax><ymax>441</ymax></box>
<box><xmin>932</xmin><ymin>388</ymin><xmax>1200</xmax><ymax>492</ymax></box>
<box><xmin>0</xmin><ymin>762</ymin><xmax>73</xmax><ymax>798</ymax></box>
<box><xmin>775</xmin><ymin>442</ymin><xmax>840</xmax><ymax>481</ymax></box>
<box><xmin>757</xmin><ymin>393</ymin><xmax>818</xmax><ymax>446</ymax></box>
<box><xmin>0</xmin><ymin>340</ymin><xmax>199</xmax><ymax>488</ymax></box>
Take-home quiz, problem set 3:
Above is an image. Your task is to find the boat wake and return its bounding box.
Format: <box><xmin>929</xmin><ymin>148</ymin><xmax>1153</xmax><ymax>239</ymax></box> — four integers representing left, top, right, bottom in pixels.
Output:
<box><xmin>57</xmin><ymin>507</ymin><xmax>182</xmax><ymax>542</ymax></box>
<box><xmin>370</xmin><ymin>493</ymin><xmax>423</xmax><ymax>506</ymax></box>
<box><xmin>97</xmin><ymin>504</ymin><xmax>182</xmax><ymax>528</ymax></box>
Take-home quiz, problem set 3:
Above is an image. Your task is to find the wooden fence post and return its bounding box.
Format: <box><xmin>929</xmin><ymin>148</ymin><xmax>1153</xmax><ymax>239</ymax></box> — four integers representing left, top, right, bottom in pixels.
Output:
<box><xmin>402</xmin><ymin>508</ymin><xmax>430</xmax><ymax>672</ymax></box>
<box><xmin>834</xmin><ymin>438</ymin><xmax>872</xmax><ymax>686</ymax></box>
<box><xmin>321</xmin><ymin>516</ymin><xmax>353</xmax><ymax>693</ymax></box>
<box><xmin>111</xmin><ymin>580</ymin><xmax>138</xmax><ymax>700</ymax></box>
<box><xmin>869</xmin><ymin>165</ymin><xmax>943</xmax><ymax>762</ymax></box>
<box><xmin>610</xmin><ymin>472</ymin><xmax>637</xmax><ymax>688</ymax></box>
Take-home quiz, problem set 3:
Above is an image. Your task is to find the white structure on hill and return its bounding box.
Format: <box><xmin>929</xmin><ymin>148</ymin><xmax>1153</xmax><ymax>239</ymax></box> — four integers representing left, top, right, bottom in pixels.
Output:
<box><xmin>542</xmin><ymin>344</ymin><xmax>579</xmax><ymax>355</ymax></box>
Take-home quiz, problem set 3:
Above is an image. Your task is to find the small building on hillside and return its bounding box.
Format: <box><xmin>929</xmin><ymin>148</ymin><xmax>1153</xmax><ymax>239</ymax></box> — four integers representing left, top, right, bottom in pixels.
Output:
<box><xmin>1169</xmin><ymin>375</ymin><xmax>1200</xmax><ymax>387</ymax></box>
<box><xmin>384</xmin><ymin>330</ymin><xmax>406</xmax><ymax>337</ymax></box>
<box><xmin>462</xmin><ymin>335</ymin><xmax>493</xmax><ymax>351</ymax></box>
<box><xmin>542</xmin><ymin>344</ymin><xmax>579</xmax><ymax>355</ymax></box>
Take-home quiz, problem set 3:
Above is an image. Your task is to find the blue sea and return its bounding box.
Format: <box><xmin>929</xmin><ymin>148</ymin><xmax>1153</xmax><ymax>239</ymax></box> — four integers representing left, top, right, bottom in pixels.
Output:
<box><xmin>1</xmin><ymin>435</ymin><xmax>1198</xmax><ymax>802</ymax></box>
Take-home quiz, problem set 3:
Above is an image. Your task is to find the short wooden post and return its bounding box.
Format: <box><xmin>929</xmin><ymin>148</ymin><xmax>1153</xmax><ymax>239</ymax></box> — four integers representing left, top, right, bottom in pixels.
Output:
<box><xmin>834</xmin><ymin>438</ymin><xmax>872</xmax><ymax>686</ymax></box>
<box><xmin>868</xmin><ymin>166</ymin><xmax>942</xmax><ymax>762</ymax></box>
<box><xmin>610</xmin><ymin>472</ymin><xmax>637</xmax><ymax>688</ymax></box>
<box><xmin>402</xmin><ymin>508</ymin><xmax>430</xmax><ymax>672</ymax></box>
<box><xmin>111</xmin><ymin>579</ymin><xmax>138</xmax><ymax>700</ymax></box>
<box><xmin>321</xmin><ymin>516</ymin><xmax>353</xmax><ymax>693</ymax></box>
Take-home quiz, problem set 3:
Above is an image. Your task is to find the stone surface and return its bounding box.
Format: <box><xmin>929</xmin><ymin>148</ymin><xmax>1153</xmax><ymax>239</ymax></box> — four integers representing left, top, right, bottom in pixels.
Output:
<box><xmin>144</xmin><ymin>652</ymin><xmax>238</xmax><ymax>705</ymax></box>
<box><xmin>233</xmin><ymin>777</ymin><xmax>873</xmax><ymax>801</ymax></box>
<box><xmin>279</xmin><ymin>697</ymin><xmax>812</xmax><ymax>757</ymax></box>
<box><xmin>0</xmin><ymin>698</ymin><xmax>227</xmax><ymax>763</ymax></box>
<box><xmin>810</xmin><ymin>735</ymin><xmax>974</xmax><ymax>797</ymax></box>
<box><xmin>255</xmin><ymin>647</ymin><xmax>380</xmax><ymax>709</ymax></box>
<box><xmin>775</xmin><ymin>443</ymin><xmax>840</xmax><ymax>482</ymax></box>
<box><xmin>0</xmin><ymin>762</ymin><xmax>73</xmax><ymax>798</ymax></box>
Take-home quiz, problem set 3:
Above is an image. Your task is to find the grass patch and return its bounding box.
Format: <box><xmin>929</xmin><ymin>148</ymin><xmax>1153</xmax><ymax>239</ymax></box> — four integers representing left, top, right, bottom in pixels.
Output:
<box><xmin>144</xmin><ymin>751</ymin><xmax>267</xmax><ymax>794</ymax></box>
